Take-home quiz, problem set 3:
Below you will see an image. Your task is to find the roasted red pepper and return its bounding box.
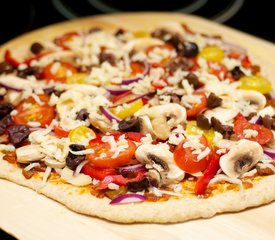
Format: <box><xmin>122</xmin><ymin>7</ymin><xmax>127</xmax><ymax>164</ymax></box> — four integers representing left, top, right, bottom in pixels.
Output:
<box><xmin>194</xmin><ymin>150</ymin><xmax>221</xmax><ymax>195</ymax></box>
<box><xmin>98</xmin><ymin>170</ymin><xmax>146</xmax><ymax>189</ymax></box>
<box><xmin>4</xmin><ymin>49</ymin><xmax>20</xmax><ymax>67</ymax></box>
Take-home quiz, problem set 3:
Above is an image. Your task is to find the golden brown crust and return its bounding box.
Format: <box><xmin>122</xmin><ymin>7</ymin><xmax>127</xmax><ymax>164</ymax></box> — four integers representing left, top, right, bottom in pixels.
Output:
<box><xmin>1</xmin><ymin>157</ymin><xmax>275</xmax><ymax>223</ymax></box>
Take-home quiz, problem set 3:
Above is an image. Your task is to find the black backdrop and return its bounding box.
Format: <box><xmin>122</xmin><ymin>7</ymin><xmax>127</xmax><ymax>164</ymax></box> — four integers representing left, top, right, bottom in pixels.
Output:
<box><xmin>0</xmin><ymin>0</ymin><xmax>275</xmax><ymax>45</ymax></box>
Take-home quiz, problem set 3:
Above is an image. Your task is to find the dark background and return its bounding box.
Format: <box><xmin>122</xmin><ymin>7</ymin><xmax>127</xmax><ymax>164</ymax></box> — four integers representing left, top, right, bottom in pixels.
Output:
<box><xmin>0</xmin><ymin>0</ymin><xmax>274</xmax><ymax>239</ymax></box>
<box><xmin>0</xmin><ymin>0</ymin><xmax>275</xmax><ymax>45</ymax></box>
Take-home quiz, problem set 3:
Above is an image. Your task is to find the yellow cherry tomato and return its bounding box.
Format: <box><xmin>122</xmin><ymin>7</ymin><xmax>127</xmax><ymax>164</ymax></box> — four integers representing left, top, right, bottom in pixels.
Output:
<box><xmin>111</xmin><ymin>99</ymin><xmax>143</xmax><ymax>119</ymax></box>
<box><xmin>67</xmin><ymin>73</ymin><xmax>88</xmax><ymax>84</ymax></box>
<box><xmin>133</xmin><ymin>31</ymin><xmax>151</xmax><ymax>38</ymax></box>
<box><xmin>199</xmin><ymin>46</ymin><xmax>224</xmax><ymax>62</ymax></box>
<box><xmin>239</xmin><ymin>76</ymin><xmax>272</xmax><ymax>94</ymax></box>
<box><xmin>186</xmin><ymin>121</ymin><xmax>215</xmax><ymax>144</ymax></box>
<box><xmin>69</xmin><ymin>126</ymin><xmax>96</xmax><ymax>145</ymax></box>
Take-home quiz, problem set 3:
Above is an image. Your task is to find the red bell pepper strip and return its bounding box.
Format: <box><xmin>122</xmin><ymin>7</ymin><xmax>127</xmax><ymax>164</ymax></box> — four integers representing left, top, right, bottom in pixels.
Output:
<box><xmin>24</xmin><ymin>50</ymin><xmax>53</xmax><ymax>65</ymax></box>
<box><xmin>4</xmin><ymin>49</ymin><xmax>20</xmax><ymax>67</ymax></box>
<box><xmin>194</xmin><ymin>150</ymin><xmax>221</xmax><ymax>195</ymax></box>
<box><xmin>98</xmin><ymin>170</ymin><xmax>146</xmax><ymax>189</ymax></box>
<box><xmin>241</xmin><ymin>55</ymin><xmax>252</xmax><ymax>68</ymax></box>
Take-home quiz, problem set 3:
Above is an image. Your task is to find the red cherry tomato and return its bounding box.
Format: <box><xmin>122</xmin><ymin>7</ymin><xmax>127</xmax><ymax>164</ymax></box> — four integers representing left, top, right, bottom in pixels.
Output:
<box><xmin>208</xmin><ymin>62</ymin><xmax>228</xmax><ymax>80</ymax></box>
<box><xmin>241</xmin><ymin>55</ymin><xmax>252</xmax><ymax>68</ymax></box>
<box><xmin>174</xmin><ymin>135</ymin><xmax>212</xmax><ymax>174</ymax></box>
<box><xmin>43</xmin><ymin>61</ymin><xmax>77</xmax><ymax>83</ymax></box>
<box><xmin>87</xmin><ymin>137</ymin><xmax>137</xmax><ymax>168</ymax></box>
<box><xmin>130</xmin><ymin>62</ymin><xmax>144</xmax><ymax>75</ymax></box>
<box><xmin>186</xmin><ymin>92</ymin><xmax>208</xmax><ymax>118</ymax></box>
<box><xmin>152</xmin><ymin>78</ymin><xmax>168</xmax><ymax>89</ymax></box>
<box><xmin>54</xmin><ymin>125</ymin><xmax>69</xmax><ymax>138</ymax></box>
<box><xmin>13</xmin><ymin>94</ymin><xmax>55</xmax><ymax>127</ymax></box>
<box><xmin>81</xmin><ymin>164</ymin><xmax>117</xmax><ymax>180</ymax></box>
<box><xmin>54</xmin><ymin>32</ymin><xmax>79</xmax><ymax>50</ymax></box>
<box><xmin>233</xmin><ymin>119</ymin><xmax>273</xmax><ymax>145</ymax></box>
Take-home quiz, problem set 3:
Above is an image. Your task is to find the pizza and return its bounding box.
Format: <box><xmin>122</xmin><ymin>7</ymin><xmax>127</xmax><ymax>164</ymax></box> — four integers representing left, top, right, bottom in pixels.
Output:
<box><xmin>0</xmin><ymin>19</ymin><xmax>274</xmax><ymax>224</ymax></box>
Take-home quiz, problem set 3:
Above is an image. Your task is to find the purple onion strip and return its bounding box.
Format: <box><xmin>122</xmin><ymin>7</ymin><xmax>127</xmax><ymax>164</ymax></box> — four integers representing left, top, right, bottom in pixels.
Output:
<box><xmin>99</xmin><ymin>106</ymin><xmax>122</xmax><ymax>123</ymax></box>
<box><xmin>110</xmin><ymin>193</ymin><xmax>146</xmax><ymax>205</ymax></box>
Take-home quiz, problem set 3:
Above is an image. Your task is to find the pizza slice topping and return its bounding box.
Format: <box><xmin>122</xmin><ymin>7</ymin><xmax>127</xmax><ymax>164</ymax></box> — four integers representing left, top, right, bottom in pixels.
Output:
<box><xmin>0</xmin><ymin>21</ymin><xmax>274</xmax><ymax>204</ymax></box>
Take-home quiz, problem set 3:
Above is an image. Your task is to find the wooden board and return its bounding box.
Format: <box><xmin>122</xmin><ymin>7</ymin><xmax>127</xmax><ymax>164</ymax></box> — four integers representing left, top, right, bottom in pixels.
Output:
<box><xmin>0</xmin><ymin>12</ymin><xmax>275</xmax><ymax>240</ymax></box>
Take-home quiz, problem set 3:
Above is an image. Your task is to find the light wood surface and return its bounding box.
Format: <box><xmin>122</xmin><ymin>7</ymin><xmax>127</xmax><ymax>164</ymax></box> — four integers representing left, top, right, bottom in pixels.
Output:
<box><xmin>0</xmin><ymin>12</ymin><xmax>275</xmax><ymax>240</ymax></box>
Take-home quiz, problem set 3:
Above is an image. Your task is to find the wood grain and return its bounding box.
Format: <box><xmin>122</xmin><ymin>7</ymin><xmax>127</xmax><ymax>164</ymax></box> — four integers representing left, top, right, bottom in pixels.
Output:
<box><xmin>0</xmin><ymin>12</ymin><xmax>275</xmax><ymax>240</ymax></box>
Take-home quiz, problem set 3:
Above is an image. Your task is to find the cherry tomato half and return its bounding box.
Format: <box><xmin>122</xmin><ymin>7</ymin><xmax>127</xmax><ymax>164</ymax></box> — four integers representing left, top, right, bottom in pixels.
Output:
<box><xmin>208</xmin><ymin>62</ymin><xmax>228</xmax><ymax>80</ymax></box>
<box><xmin>87</xmin><ymin>138</ymin><xmax>136</xmax><ymax>168</ymax></box>
<box><xmin>13</xmin><ymin>94</ymin><xmax>55</xmax><ymax>127</ymax></box>
<box><xmin>186</xmin><ymin>92</ymin><xmax>208</xmax><ymax>118</ymax></box>
<box><xmin>43</xmin><ymin>61</ymin><xmax>77</xmax><ymax>83</ymax></box>
<box><xmin>81</xmin><ymin>164</ymin><xmax>117</xmax><ymax>180</ymax></box>
<box><xmin>174</xmin><ymin>135</ymin><xmax>212</xmax><ymax>174</ymax></box>
<box><xmin>54</xmin><ymin>125</ymin><xmax>69</xmax><ymax>138</ymax></box>
<box><xmin>233</xmin><ymin>119</ymin><xmax>273</xmax><ymax>145</ymax></box>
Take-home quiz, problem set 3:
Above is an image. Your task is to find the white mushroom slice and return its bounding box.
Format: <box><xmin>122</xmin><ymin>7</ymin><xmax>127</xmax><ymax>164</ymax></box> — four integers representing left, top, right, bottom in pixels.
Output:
<box><xmin>204</xmin><ymin>107</ymin><xmax>239</xmax><ymax>124</ymax></box>
<box><xmin>61</xmin><ymin>84</ymin><xmax>107</xmax><ymax>96</ymax></box>
<box><xmin>56</xmin><ymin>90</ymin><xmax>84</xmax><ymax>117</ymax></box>
<box><xmin>138</xmin><ymin>115</ymin><xmax>155</xmax><ymax>137</ymax></box>
<box><xmin>142</xmin><ymin>103</ymin><xmax>186</xmax><ymax>140</ymax></box>
<box><xmin>147</xmin><ymin>169</ymin><xmax>161</xmax><ymax>187</ymax></box>
<box><xmin>37</xmin><ymin>50</ymin><xmax>80</xmax><ymax>67</ymax></box>
<box><xmin>123</xmin><ymin>38</ymin><xmax>164</xmax><ymax>53</ymax></box>
<box><xmin>258</xmin><ymin>106</ymin><xmax>275</xmax><ymax>117</ymax></box>
<box><xmin>61</xmin><ymin>167</ymin><xmax>92</xmax><ymax>187</ymax></box>
<box><xmin>89</xmin><ymin>113</ymin><xmax>115</xmax><ymax>133</ymax></box>
<box><xmin>219</xmin><ymin>139</ymin><xmax>263</xmax><ymax>178</ymax></box>
<box><xmin>135</xmin><ymin>144</ymin><xmax>185</xmax><ymax>185</ymax></box>
<box><xmin>156</xmin><ymin>21</ymin><xmax>185</xmax><ymax>35</ymax></box>
<box><xmin>44</xmin><ymin>157</ymin><xmax>66</xmax><ymax>168</ymax></box>
<box><xmin>16</xmin><ymin>145</ymin><xmax>46</xmax><ymax>163</ymax></box>
<box><xmin>4</xmin><ymin>90</ymin><xmax>22</xmax><ymax>105</ymax></box>
<box><xmin>237</xmin><ymin>89</ymin><xmax>266</xmax><ymax>109</ymax></box>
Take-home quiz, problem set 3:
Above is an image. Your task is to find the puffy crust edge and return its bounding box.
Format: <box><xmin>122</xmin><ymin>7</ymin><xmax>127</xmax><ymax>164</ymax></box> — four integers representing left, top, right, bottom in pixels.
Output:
<box><xmin>0</xmin><ymin>158</ymin><xmax>275</xmax><ymax>223</ymax></box>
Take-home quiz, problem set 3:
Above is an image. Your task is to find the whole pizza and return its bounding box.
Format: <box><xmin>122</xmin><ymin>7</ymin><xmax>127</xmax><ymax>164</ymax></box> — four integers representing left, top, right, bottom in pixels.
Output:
<box><xmin>0</xmin><ymin>20</ymin><xmax>274</xmax><ymax>223</ymax></box>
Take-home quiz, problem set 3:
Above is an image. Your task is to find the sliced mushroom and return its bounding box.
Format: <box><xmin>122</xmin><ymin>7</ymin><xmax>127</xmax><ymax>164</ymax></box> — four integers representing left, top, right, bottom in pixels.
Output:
<box><xmin>156</xmin><ymin>21</ymin><xmax>185</xmax><ymax>35</ymax></box>
<box><xmin>123</xmin><ymin>38</ymin><xmax>164</xmax><ymax>53</ymax></box>
<box><xmin>89</xmin><ymin>113</ymin><xmax>116</xmax><ymax>134</ymax></box>
<box><xmin>141</xmin><ymin>103</ymin><xmax>186</xmax><ymax>140</ymax></box>
<box><xmin>219</xmin><ymin>139</ymin><xmax>263</xmax><ymax>178</ymax></box>
<box><xmin>135</xmin><ymin>143</ymin><xmax>185</xmax><ymax>185</ymax></box>
<box><xmin>4</xmin><ymin>90</ymin><xmax>22</xmax><ymax>106</ymax></box>
<box><xmin>204</xmin><ymin>107</ymin><xmax>239</xmax><ymax>124</ymax></box>
<box><xmin>16</xmin><ymin>145</ymin><xmax>46</xmax><ymax>163</ymax></box>
<box><xmin>237</xmin><ymin>89</ymin><xmax>266</xmax><ymax>110</ymax></box>
<box><xmin>138</xmin><ymin>115</ymin><xmax>155</xmax><ymax>136</ymax></box>
<box><xmin>44</xmin><ymin>157</ymin><xmax>66</xmax><ymax>168</ymax></box>
<box><xmin>38</xmin><ymin>50</ymin><xmax>80</xmax><ymax>67</ymax></box>
<box><xmin>60</xmin><ymin>167</ymin><xmax>92</xmax><ymax>187</ymax></box>
<box><xmin>146</xmin><ymin>169</ymin><xmax>161</xmax><ymax>187</ymax></box>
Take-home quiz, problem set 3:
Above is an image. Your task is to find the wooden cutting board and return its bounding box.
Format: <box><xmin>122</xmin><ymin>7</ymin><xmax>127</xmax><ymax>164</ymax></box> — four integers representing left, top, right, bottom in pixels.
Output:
<box><xmin>0</xmin><ymin>12</ymin><xmax>275</xmax><ymax>240</ymax></box>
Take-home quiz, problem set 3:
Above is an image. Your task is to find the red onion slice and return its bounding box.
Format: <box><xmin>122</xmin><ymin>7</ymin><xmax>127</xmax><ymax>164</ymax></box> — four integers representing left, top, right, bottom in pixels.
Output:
<box><xmin>110</xmin><ymin>93</ymin><xmax>151</xmax><ymax>108</ymax></box>
<box><xmin>263</xmin><ymin>147</ymin><xmax>275</xmax><ymax>158</ymax></box>
<box><xmin>99</xmin><ymin>106</ymin><xmax>122</xmax><ymax>123</ymax></box>
<box><xmin>105</xmin><ymin>86</ymin><xmax>129</xmax><ymax>95</ymax></box>
<box><xmin>110</xmin><ymin>193</ymin><xmax>146</xmax><ymax>205</ymax></box>
<box><xmin>121</xmin><ymin>62</ymin><xmax>149</xmax><ymax>85</ymax></box>
<box><xmin>117</xmin><ymin>164</ymin><xmax>146</xmax><ymax>174</ymax></box>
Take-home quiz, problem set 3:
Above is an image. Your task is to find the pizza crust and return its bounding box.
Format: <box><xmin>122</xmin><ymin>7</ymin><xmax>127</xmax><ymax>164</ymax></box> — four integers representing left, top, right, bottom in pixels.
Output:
<box><xmin>1</xmin><ymin>158</ymin><xmax>275</xmax><ymax>223</ymax></box>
